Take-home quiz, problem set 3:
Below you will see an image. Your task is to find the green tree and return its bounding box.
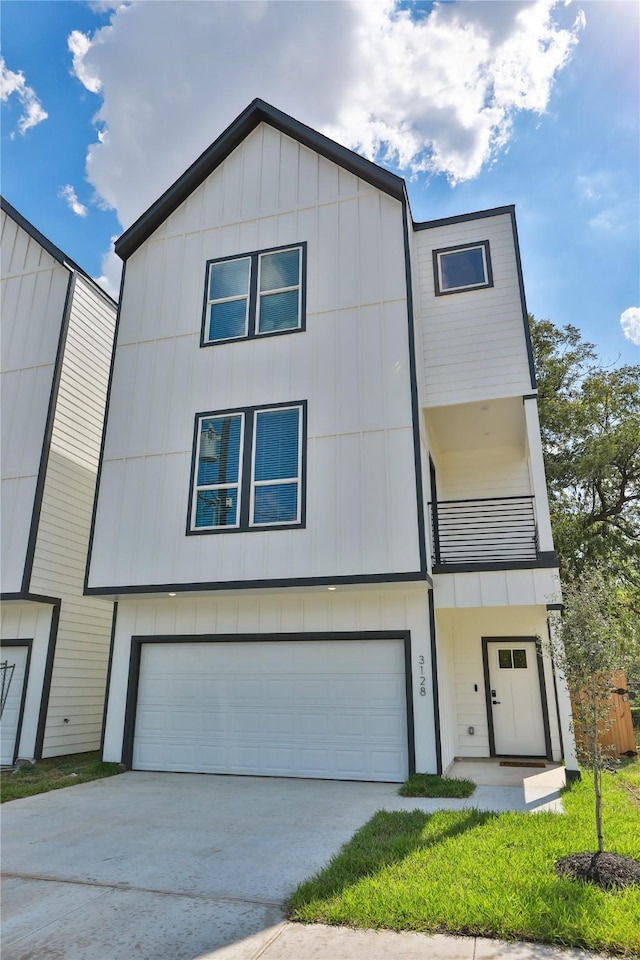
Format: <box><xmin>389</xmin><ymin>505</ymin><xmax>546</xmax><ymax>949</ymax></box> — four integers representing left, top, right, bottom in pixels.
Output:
<box><xmin>548</xmin><ymin>567</ymin><xmax>638</xmax><ymax>854</ymax></box>
<box><xmin>529</xmin><ymin>316</ymin><xmax>640</xmax><ymax>615</ymax></box>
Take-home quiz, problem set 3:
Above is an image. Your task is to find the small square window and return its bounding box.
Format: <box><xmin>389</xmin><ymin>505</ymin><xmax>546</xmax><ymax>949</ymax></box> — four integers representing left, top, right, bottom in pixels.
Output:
<box><xmin>513</xmin><ymin>649</ymin><xmax>528</xmax><ymax>669</ymax></box>
<box><xmin>202</xmin><ymin>244</ymin><xmax>306</xmax><ymax>345</ymax></box>
<box><xmin>433</xmin><ymin>241</ymin><xmax>493</xmax><ymax>296</ymax></box>
<box><xmin>498</xmin><ymin>649</ymin><xmax>513</xmax><ymax>669</ymax></box>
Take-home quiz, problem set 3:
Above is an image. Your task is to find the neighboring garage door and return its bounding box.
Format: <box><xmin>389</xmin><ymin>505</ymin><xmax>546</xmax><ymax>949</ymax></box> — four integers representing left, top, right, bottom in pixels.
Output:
<box><xmin>0</xmin><ymin>645</ymin><xmax>30</xmax><ymax>766</ymax></box>
<box><xmin>132</xmin><ymin>638</ymin><xmax>409</xmax><ymax>782</ymax></box>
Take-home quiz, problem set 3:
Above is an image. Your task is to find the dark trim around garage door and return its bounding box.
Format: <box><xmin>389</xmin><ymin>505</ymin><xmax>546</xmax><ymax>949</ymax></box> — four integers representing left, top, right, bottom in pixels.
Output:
<box><xmin>122</xmin><ymin>631</ymin><xmax>415</xmax><ymax>777</ymax></box>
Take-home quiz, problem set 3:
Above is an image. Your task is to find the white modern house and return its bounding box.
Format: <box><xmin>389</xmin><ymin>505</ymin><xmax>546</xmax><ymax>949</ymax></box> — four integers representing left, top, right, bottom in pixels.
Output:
<box><xmin>87</xmin><ymin>100</ymin><xmax>577</xmax><ymax>781</ymax></box>
<box><xmin>1</xmin><ymin>198</ymin><xmax>117</xmax><ymax>765</ymax></box>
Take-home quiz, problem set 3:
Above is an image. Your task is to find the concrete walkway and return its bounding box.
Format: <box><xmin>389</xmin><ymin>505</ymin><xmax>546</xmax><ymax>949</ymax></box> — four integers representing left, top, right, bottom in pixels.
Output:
<box><xmin>1</xmin><ymin>770</ymin><xmax>599</xmax><ymax>960</ymax></box>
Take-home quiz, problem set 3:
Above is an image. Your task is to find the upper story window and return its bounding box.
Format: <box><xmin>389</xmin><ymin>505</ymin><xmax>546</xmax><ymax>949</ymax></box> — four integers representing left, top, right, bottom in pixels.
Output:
<box><xmin>188</xmin><ymin>401</ymin><xmax>306</xmax><ymax>533</ymax></box>
<box><xmin>433</xmin><ymin>240</ymin><xmax>493</xmax><ymax>296</ymax></box>
<box><xmin>202</xmin><ymin>243</ymin><xmax>306</xmax><ymax>345</ymax></box>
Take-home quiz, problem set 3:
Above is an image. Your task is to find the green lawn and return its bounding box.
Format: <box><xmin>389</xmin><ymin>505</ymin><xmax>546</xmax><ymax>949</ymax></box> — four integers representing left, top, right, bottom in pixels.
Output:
<box><xmin>287</xmin><ymin>763</ymin><xmax>640</xmax><ymax>956</ymax></box>
<box><xmin>1</xmin><ymin>751</ymin><xmax>122</xmax><ymax>802</ymax></box>
<box><xmin>399</xmin><ymin>773</ymin><xmax>476</xmax><ymax>798</ymax></box>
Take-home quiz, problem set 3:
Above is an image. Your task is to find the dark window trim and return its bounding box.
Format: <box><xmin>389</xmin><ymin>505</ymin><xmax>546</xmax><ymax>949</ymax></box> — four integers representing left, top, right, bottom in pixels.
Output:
<box><xmin>186</xmin><ymin>399</ymin><xmax>307</xmax><ymax>535</ymax></box>
<box><xmin>0</xmin><ymin>638</ymin><xmax>32</xmax><ymax>764</ymax></box>
<box><xmin>122</xmin><ymin>630</ymin><xmax>416</xmax><ymax>776</ymax></box>
<box><xmin>432</xmin><ymin>240</ymin><xmax>493</xmax><ymax>296</ymax></box>
<box><xmin>481</xmin><ymin>636</ymin><xmax>552</xmax><ymax>761</ymax></box>
<box><xmin>200</xmin><ymin>241</ymin><xmax>307</xmax><ymax>347</ymax></box>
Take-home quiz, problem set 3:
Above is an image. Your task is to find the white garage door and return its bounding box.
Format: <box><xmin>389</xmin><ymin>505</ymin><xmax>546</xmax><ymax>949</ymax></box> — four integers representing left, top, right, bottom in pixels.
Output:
<box><xmin>0</xmin><ymin>646</ymin><xmax>29</xmax><ymax>766</ymax></box>
<box><xmin>133</xmin><ymin>639</ymin><xmax>409</xmax><ymax>782</ymax></box>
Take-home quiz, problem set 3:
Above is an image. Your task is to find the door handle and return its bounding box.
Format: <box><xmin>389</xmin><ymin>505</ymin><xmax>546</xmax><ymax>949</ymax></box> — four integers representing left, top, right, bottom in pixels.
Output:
<box><xmin>492</xmin><ymin>700</ymin><xmax>501</xmax><ymax>704</ymax></box>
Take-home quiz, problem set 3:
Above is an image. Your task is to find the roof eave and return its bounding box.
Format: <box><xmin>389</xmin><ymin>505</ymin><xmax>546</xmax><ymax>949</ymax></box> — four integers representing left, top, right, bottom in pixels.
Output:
<box><xmin>115</xmin><ymin>99</ymin><xmax>406</xmax><ymax>261</ymax></box>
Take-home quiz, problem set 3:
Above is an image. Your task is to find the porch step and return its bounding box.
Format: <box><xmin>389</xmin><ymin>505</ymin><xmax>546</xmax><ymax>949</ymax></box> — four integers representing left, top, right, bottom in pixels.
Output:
<box><xmin>448</xmin><ymin>759</ymin><xmax>566</xmax><ymax>812</ymax></box>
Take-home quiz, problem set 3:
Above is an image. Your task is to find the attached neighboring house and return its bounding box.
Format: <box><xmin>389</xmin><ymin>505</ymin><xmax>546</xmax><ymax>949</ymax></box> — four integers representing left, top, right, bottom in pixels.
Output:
<box><xmin>0</xmin><ymin>197</ymin><xmax>117</xmax><ymax>765</ymax></box>
<box><xmin>88</xmin><ymin>100</ymin><xmax>577</xmax><ymax>782</ymax></box>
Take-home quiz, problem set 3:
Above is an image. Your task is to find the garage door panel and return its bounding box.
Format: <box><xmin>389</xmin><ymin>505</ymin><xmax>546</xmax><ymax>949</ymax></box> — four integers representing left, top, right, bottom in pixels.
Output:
<box><xmin>133</xmin><ymin>639</ymin><xmax>408</xmax><ymax>782</ymax></box>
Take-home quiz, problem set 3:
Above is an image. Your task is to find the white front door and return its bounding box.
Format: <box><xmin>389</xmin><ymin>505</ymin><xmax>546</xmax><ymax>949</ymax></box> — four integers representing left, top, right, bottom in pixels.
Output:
<box><xmin>486</xmin><ymin>640</ymin><xmax>546</xmax><ymax>756</ymax></box>
<box><xmin>0</xmin><ymin>646</ymin><xmax>29</xmax><ymax>765</ymax></box>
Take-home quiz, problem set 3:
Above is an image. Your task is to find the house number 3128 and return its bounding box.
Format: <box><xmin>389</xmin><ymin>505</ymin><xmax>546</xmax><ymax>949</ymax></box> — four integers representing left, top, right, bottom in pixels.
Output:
<box><xmin>418</xmin><ymin>655</ymin><xmax>426</xmax><ymax>696</ymax></box>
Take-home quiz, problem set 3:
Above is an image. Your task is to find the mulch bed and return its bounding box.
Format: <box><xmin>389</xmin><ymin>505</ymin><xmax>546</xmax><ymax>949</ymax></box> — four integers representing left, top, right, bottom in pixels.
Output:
<box><xmin>555</xmin><ymin>851</ymin><xmax>640</xmax><ymax>890</ymax></box>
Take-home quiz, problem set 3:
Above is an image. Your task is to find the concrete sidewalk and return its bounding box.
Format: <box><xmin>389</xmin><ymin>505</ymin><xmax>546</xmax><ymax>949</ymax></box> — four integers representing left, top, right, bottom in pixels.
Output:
<box><xmin>209</xmin><ymin>921</ymin><xmax>605</xmax><ymax>959</ymax></box>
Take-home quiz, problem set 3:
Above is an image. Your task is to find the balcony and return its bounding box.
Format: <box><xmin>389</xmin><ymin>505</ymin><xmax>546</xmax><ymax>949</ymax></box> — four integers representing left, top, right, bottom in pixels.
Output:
<box><xmin>430</xmin><ymin>495</ymin><xmax>541</xmax><ymax>571</ymax></box>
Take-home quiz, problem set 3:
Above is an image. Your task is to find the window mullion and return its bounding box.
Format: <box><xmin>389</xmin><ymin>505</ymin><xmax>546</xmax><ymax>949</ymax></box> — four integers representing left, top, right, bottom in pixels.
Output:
<box><xmin>248</xmin><ymin>254</ymin><xmax>259</xmax><ymax>338</ymax></box>
<box><xmin>239</xmin><ymin>406</ymin><xmax>254</xmax><ymax>527</ymax></box>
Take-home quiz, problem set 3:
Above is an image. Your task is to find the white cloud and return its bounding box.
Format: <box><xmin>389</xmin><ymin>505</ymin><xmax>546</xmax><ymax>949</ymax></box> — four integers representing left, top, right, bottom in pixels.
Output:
<box><xmin>620</xmin><ymin>307</ymin><xmax>640</xmax><ymax>346</ymax></box>
<box><xmin>69</xmin><ymin>0</ymin><xmax>583</xmax><ymax>233</ymax></box>
<box><xmin>68</xmin><ymin>31</ymin><xmax>102</xmax><ymax>93</ymax></box>
<box><xmin>59</xmin><ymin>184</ymin><xmax>89</xmax><ymax>217</ymax></box>
<box><xmin>93</xmin><ymin>239</ymin><xmax>122</xmax><ymax>300</ymax></box>
<box><xmin>0</xmin><ymin>56</ymin><xmax>48</xmax><ymax>134</ymax></box>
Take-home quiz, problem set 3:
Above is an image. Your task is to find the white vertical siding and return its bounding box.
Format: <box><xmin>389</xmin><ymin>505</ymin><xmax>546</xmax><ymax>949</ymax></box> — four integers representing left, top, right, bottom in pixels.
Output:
<box><xmin>436</xmin><ymin>606</ymin><xmax>561</xmax><ymax>761</ymax></box>
<box><xmin>29</xmin><ymin>276</ymin><xmax>116</xmax><ymax>755</ymax></box>
<box><xmin>0</xmin><ymin>210</ymin><xmax>70</xmax><ymax>592</ymax></box>
<box><xmin>437</xmin><ymin>447</ymin><xmax>531</xmax><ymax>501</ymax></box>
<box><xmin>414</xmin><ymin>212</ymin><xmax>533</xmax><ymax>406</ymax></box>
<box><xmin>0</xmin><ymin>602</ymin><xmax>54</xmax><ymax>759</ymax></box>
<box><xmin>433</xmin><ymin>567</ymin><xmax>561</xmax><ymax>610</ymax></box>
<box><xmin>89</xmin><ymin>124</ymin><xmax>420</xmax><ymax>589</ymax></box>
<box><xmin>102</xmin><ymin>587</ymin><xmax>438</xmax><ymax>774</ymax></box>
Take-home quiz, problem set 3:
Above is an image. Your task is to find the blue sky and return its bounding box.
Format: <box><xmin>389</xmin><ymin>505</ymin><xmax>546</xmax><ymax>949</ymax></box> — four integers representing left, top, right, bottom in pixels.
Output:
<box><xmin>1</xmin><ymin>0</ymin><xmax>638</xmax><ymax>364</ymax></box>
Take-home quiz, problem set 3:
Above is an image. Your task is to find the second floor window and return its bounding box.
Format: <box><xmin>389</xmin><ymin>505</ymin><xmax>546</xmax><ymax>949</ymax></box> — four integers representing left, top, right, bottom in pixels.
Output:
<box><xmin>202</xmin><ymin>243</ymin><xmax>306</xmax><ymax>345</ymax></box>
<box><xmin>188</xmin><ymin>402</ymin><xmax>306</xmax><ymax>533</ymax></box>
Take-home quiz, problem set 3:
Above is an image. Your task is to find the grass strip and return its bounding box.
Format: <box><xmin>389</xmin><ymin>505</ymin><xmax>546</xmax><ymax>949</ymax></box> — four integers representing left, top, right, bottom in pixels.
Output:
<box><xmin>287</xmin><ymin>763</ymin><xmax>640</xmax><ymax>956</ymax></box>
<box><xmin>399</xmin><ymin>773</ymin><xmax>475</xmax><ymax>798</ymax></box>
<box><xmin>1</xmin><ymin>751</ymin><xmax>122</xmax><ymax>802</ymax></box>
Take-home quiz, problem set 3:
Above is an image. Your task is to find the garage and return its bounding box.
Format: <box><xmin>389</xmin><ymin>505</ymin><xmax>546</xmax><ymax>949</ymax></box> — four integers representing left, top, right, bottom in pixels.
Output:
<box><xmin>129</xmin><ymin>635</ymin><xmax>411</xmax><ymax>782</ymax></box>
<box><xmin>0</xmin><ymin>643</ymin><xmax>30</xmax><ymax>766</ymax></box>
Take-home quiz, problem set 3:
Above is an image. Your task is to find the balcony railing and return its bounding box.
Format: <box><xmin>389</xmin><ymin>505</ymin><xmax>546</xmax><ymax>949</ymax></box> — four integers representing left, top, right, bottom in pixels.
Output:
<box><xmin>430</xmin><ymin>495</ymin><xmax>538</xmax><ymax>566</ymax></box>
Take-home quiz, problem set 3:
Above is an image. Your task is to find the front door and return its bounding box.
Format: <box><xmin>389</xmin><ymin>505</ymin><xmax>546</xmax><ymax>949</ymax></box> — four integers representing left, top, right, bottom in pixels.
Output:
<box><xmin>485</xmin><ymin>639</ymin><xmax>547</xmax><ymax>756</ymax></box>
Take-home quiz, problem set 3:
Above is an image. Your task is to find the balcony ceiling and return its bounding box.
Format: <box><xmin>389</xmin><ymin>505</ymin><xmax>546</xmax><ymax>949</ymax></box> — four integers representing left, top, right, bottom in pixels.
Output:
<box><xmin>425</xmin><ymin>396</ymin><xmax>526</xmax><ymax>453</ymax></box>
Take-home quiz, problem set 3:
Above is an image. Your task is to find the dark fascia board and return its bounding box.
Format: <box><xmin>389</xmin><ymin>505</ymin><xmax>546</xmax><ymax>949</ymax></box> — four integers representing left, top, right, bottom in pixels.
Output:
<box><xmin>114</xmin><ymin>99</ymin><xmax>406</xmax><ymax>261</ymax></box>
<box><xmin>0</xmin><ymin>195</ymin><xmax>117</xmax><ymax>309</ymax></box>
<box><xmin>85</xmin><ymin>570</ymin><xmax>433</xmax><ymax>597</ymax></box>
<box><xmin>432</xmin><ymin>552</ymin><xmax>559</xmax><ymax>574</ymax></box>
<box><xmin>413</xmin><ymin>205</ymin><xmax>516</xmax><ymax>231</ymax></box>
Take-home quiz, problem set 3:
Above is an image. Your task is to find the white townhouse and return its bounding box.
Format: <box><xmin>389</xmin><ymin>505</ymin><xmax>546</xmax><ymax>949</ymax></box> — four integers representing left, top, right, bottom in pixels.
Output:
<box><xmin>87</xmin><ymin>100</ymin><xmax>577</xmax><ymax>781</ymax></box>
<box><xmin>1</xmin><ymin>198</ymin><xmax>117</xmax><ymax>765</ymax></box>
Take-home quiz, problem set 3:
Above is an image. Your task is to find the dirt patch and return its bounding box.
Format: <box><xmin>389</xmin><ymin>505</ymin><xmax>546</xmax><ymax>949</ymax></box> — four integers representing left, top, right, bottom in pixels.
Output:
<box><xmin>555</xmin><ymin>851</ymin><xmax>640</xmax><ymax>890</ymax></box>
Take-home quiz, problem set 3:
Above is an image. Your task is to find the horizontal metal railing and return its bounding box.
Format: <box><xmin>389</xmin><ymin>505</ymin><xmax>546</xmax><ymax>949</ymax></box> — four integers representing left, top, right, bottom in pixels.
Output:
<box><xmin>430</xmin><ymin>495</ymin><xmax>538</xmax><ymax>565</ymax></box>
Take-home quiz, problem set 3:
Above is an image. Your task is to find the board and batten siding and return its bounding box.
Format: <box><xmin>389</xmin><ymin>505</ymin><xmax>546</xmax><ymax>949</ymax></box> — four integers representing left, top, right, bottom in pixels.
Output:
<box><xmin>436</xmin><ymin>606</ymin><xmax>561</xmax><ymax>761</ymax></box>
<box><xmin>414</xmin><ymin>212</ymin><xmax>533</xmax><ymax>408</ymax></box>
<box><xmin>102</xmin><ymin>587</ymin><xmax>437</xmax><ymax>774</ymax></box>
<box><xmin>0</xmin><ymin>210</ymin><xmax>70</xmax><ymax>592</ymax></box>
<box><xmin>28</xmin><ymin>276</ymin><xmax>116</xmax><ymax>755</ymax></box>
<box><xmin>88</xmin><ymin>123</ymin><xmax>420</xmax><ymax>590</ymax></box>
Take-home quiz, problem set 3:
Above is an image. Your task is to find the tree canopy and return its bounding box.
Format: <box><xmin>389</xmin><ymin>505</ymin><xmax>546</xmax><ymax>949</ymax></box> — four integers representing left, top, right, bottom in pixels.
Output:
<box><xmin>529</xmin><ymin>316</ymin><xmax>640</xmax><ymax>615</ymax></box>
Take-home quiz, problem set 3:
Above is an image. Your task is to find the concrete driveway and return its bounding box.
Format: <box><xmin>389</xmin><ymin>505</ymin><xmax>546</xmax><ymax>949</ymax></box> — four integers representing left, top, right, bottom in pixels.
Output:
<box><xmin>1</xmin><ymin>771</ymin><xmax>528</xmax><ymax>960</ymax></box>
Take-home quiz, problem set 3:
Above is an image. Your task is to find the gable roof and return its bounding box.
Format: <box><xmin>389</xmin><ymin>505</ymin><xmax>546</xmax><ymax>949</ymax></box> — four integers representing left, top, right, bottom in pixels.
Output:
<box><xmin>0</xmin><ymin>195</ymin><xmax>117</xmax><ymax>307</ymax></box>
<box><xmin>115</xmin><ymin>99</ymin><xmax>407</xmax><ymax>261</ymax></box>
